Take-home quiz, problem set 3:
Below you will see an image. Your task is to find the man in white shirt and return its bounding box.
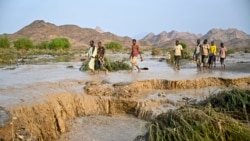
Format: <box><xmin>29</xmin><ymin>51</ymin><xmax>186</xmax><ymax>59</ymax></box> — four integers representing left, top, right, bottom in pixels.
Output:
<box><xmin>173</xmin><ymin>40</ymin><xmax>183</xmax><ymax>70</ymax></box>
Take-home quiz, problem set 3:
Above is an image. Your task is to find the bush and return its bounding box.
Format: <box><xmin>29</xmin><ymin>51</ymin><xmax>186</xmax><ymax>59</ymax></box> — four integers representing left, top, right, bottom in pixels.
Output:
<box><xmin>105</xmin><ymin>41</ymin><xmax>122</xmax><ymax>52</ymax></box>
<box><xmin>0</xmin><ymin>36</ymin><xmax>10</xmax><ymax>48</ymax></box>
<box><xmin>13</xmin><ymin>38</ymin><xmax>34</xmax><ymax>50</ymax></box>
<box><xmin>48</xmin><ymin>37</ymin><xmax>71</xmax><ymax>50</ymax></box>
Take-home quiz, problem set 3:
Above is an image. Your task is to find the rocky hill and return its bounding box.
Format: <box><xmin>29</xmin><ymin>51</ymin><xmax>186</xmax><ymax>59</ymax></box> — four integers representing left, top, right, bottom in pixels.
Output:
<box><xmin>201</xmin><ymin>28</ymin><xmax>250</xmax><ymax>42</ymax></box>
<box><xmin>142</xmin><ymin>28</ymin><xmax>250</xmax><ymax>49</ymax></box>
<box><xmin>142</xmin><ymin>30</ymin><xmax>200</xmax><ymax>46</ymax></box>
<box><xmin>3</xmin><ymin>20</ymin><xmax>250</xmax><ymax>49</ymax></box>
<box><xmin>7</xmin><ymin>20</ymin><xmax>134</xmax><ymax>49</ymax></box>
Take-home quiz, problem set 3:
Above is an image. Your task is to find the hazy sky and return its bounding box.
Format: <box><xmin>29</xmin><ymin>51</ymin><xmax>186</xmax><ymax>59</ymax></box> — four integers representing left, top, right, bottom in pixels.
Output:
<box><xmin>0</xmin><ymin>0</ymin><xmax>249</xmax><ymax>38</ymax></box>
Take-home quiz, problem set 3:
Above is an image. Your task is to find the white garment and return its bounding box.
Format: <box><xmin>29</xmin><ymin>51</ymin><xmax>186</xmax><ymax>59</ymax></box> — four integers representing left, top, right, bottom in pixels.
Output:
<box><xmin>87</xmin><ymin>46</ymin><xmax>97</xmax><ymax>70</ymax></box>
<box><xmin>87</xmin><ymin>46</ymin><xmax>97</xmax><ymax>58</ymax></box>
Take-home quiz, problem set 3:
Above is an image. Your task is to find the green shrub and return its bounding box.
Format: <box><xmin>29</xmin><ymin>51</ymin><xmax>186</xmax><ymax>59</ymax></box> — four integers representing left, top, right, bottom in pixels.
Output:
<box><xmin>13</xmin><ymin>38</ymin><xmax>34</xmax><ymax>50</ymax></box>
<box><xmin>105</xmin><ymin>41</ymin><xmax>122</xmax><ymax>52</ymax></box>
<box><xmin>0</xmin><ymin>36</ymin><xmax>10</xmax><ymax>48</ymax></box>
<box><xmin>48</xmin><ymin>37</ymin><xmax>71</xmax><ymax>50</ymax></box>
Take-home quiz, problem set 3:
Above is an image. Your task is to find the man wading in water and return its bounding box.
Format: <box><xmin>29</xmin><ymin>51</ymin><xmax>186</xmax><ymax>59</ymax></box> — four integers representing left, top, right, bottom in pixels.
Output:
<box><xmin>87</xmin><ymin>40</ymin><xmax>97</xmax><ymax>75</ymax></box>
<box><xmin>95</xmin><ymin>41</ymin><xmax>109</xmax><ymax>75</ymax></box>
<box><xmin>193</xmin><ymin>39</ymin><xmax>202</xmax><ymax>71</ymax></box>
<box><xmin>173</xmin><ymin>40</ymin><xmax>183</xmax><ymax>70</ymax></box>
<box><xmin>129</xmin><ymin>39</ymin><xmax>143</xmax><ymax>72</ymax></box>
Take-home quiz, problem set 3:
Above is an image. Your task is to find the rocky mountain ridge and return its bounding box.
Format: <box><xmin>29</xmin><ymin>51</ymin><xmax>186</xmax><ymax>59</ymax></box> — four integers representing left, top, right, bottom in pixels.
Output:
<box><xmin>7</xmin><ymin>20</ymin><xmax>134</xmax><ymax>48</ymax></box>
<box><xmin>2</xmin><ymin>20</ymin><xmax>250</xmax><ymax>49</ymax></box>
<box><xmin>143</xmin><ymin>28</ymin><xmax>250</xmax><ymax>48</ymax></box>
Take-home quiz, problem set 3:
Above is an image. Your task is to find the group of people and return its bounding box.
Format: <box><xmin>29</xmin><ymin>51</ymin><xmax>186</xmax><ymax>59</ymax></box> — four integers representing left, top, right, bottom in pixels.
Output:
<box><xmin>173</xmin><ymin>39</ymin><xmax>227</xmax><ymax>71</ymax></box>
<box><xmin>87</xmin><ymin>40</ymin><xmax>109</xmax><ymax>75</ymax></box>
<box><xmin>192</xmin><ymin>39</ymin><xmax>227</xmax><ymax>71</ymax></box>
<box><xmin>86</xmin><ymin>38</ymin><xmax>227</xmax><ymax>75</ymax></box>
<box><xmin>87</xmin><ymin>39</ymin><xmax>143</xmax><ymax>75</ymax></box>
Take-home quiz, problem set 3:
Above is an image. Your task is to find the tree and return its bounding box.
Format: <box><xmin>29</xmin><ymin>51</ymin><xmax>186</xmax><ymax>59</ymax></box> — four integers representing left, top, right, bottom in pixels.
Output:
<box><xmin>105</xmin><ymin>41</ymin><xmax>122</xmax><ymax>52</ymax></box>
<box><xmin>48</xmin><ymin>37</ymin><xmax>71</xmax><ymax>50</ymax></box>
<box><xmin>60</xmin><ymin>38</ymin><xmax>70</xmax><ymax>49</ymax></box>
<box><xmin>0</xmin><ymin>36</ymin><xmax>10</xmax><ymax>48</ymax></box>
<box><xmin>13</xmin><ymin>38</ymin><xmax>34</xmax><ymax>50</ymax></box>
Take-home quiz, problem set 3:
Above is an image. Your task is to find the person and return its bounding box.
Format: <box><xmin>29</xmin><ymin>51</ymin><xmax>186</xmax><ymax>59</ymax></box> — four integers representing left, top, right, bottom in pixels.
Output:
<box><xmin>219</xmin><ymin>42</ymin><xmax>227</xmax><ymax>69</ymax></box>
<box><xmin>129</xmin><ymin>39</ymin><xmax>143</xmax><ymax>72</ymax></box>
<box><xmin>193</xmin><ymin>39</ymin><xmax>202</xmax><ymax>71</ymax></box>
<box><xmin>87</xmin><ymin>40</ymin><xmax>97</xmax><ymax>75</ymax></box>
<box><xmin>96</xmin><ymin>41</ymin><xmax>109</xmax><ymax>75</ymax></box>
<box><xmin>173</xmin><ymin>40</ymin><xmax>183</xmax><ymax>70</ymax></box>
<box><xmin>201</xmin><ymin>39</ymin><xmax>210</xmax><ymax>69</ymax></box>
<box><xmin>208</xmin><ymin>41</ymin><xmax>217</xmax><ymax>68</ymax></box>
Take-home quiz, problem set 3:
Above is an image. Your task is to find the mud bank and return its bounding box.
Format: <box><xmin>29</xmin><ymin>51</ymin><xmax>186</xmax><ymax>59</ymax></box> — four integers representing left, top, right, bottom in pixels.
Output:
<box><xmin>0</xmin><ymin>76</ymin><xmax>249</xmax><ymax>141</ymax></box>
<box><xmin>85</xmin><ymin>77</ymin><xmax>250</xmax><ymax>97</ymax></box>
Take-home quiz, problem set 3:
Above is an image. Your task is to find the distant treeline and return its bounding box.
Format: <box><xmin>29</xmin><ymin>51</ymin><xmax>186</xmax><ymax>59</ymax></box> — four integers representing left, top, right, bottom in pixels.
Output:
<box><xmin>0</xmin><ymin>36</ymin><xmax>71</xmax><ymax>50</ymax></box>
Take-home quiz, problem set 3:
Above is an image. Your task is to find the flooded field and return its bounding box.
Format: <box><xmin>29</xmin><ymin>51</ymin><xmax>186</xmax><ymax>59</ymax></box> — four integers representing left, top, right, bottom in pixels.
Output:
<box><xmin>0</xmin><ymin>52</ymin><xmax>249</xmax><ymax>141</ymax></box>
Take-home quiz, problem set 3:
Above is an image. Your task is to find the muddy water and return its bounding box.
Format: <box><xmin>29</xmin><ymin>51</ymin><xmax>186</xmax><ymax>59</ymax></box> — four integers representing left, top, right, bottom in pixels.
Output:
<box><xmin>58</xmin><ymin>114</ymin><xmax>148</xmax><ymax>141</ymax></box>
<box><xmin>0</xmin><ymin>53</ymin><xmax>250</xmax><ymax>141</ymax></box>
<box><xmin>1</xmin><ymin>54</ymin><xmax>250</xmax><ymax>88</ymax></box>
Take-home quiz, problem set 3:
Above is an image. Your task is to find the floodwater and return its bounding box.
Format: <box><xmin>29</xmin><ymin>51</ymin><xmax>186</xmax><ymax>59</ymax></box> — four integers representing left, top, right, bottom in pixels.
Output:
<box><xmin>0</xmin><ymin>53</ymin><xmax>249</xmax><ymax>107</ymax></box>
<box><xmin>1</xmin><ymin>53</ymin><xmax>250</xmax><ymax>88</ymax></box>
<box><xmin>0</xmin><ymin>53</ymin><xmax>249</xmax><ymax>108</ymax></box>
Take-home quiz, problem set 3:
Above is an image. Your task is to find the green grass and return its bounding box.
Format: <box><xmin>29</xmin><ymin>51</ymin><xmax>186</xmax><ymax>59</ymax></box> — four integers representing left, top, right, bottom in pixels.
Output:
<box><xmin>201</xmin><ymin>89</ymin><xmax>250</xmax><ymax>121</ymax></box>
<box><xmin>0</xmin><ymin>48</ymin><xmax>18</xmax><ymax>65</ymax></box>
<box><xmin>79</xmin><ymin>57</ymin><xmax>131</xmax><ymax>72</ymax></box>
<box><xmin>147</xmin><ymin>89</ymin><xmax>250</xmax><ymax>141</ymax></box>
<box><xmin>0</xmin><ymin>48</ymin><xmax>79</xmax><ymax>65</ymax></box>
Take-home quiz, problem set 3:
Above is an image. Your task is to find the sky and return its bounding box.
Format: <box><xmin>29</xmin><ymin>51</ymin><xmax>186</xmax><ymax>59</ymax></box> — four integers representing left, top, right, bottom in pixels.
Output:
<box><xmin>0</xmin><ymin>0</ymin><xmax>250</xmax><ymax>38</ymax></box>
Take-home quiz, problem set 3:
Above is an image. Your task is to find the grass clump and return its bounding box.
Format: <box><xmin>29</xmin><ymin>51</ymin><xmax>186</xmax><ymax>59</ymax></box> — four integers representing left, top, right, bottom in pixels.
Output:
<box><xmin>201</xmin><ymin>89</ymin><xmax>250</xmax><ymax>121</ymax></box>
<box><xmin>79</xmin><ymin>58</ymin><xmax>131</xmax><ymax>72</ymax></box>
<box><xmin>147</xmin><ymin>89</ymin><xmax>250</xmax><ymax>141</ymax></box>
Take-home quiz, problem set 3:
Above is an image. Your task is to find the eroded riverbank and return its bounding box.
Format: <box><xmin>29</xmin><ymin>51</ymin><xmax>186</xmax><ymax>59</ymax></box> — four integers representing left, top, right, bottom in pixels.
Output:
<box><xmin>0</xmin><ymin>75</ymin><xmax>249</xmax><ymax>140</ymax></box>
